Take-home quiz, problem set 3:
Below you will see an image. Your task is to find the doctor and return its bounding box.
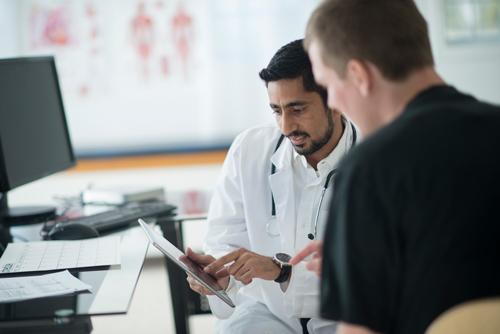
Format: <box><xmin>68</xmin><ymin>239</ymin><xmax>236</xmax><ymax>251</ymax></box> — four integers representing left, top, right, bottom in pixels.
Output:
<box><xmin>186</xmin><ymin>39</ymin><xmax>356</xmax><ymax>334</ymax></box>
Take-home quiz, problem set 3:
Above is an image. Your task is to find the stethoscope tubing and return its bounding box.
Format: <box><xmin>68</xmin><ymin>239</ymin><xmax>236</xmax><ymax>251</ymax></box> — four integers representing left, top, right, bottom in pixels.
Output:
<box><xmin>308</xmin><ymin>169</ymin><xmax>336</xmax><ymax>239</ymax></box>
<box><xmin>268</xmin><ymin>122</ymin><xmax>357</xmax><ymax>238</ymax></box>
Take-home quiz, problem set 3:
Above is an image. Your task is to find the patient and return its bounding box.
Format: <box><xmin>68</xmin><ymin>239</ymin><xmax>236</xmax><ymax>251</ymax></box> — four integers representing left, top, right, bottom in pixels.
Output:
<box><xmin>292</xmin><ymin>1</ymin><xmax>500</xmax><ymax>334</ymax></box>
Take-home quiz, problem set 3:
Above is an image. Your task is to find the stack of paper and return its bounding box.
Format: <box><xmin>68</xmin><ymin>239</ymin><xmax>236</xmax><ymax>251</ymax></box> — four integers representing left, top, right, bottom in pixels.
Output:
<box><xmin>0</xmin><ymin>236</ymin><xmax>122</xmax><ymax>304</ymax></box>
<box><xmin>0</xmin><ymin>270</ymin><xmax>91</xmax><ymax>303</ymax></box>
<box><xmin>0</xmin><ymin>236</ymin><xmax>121</xmax><ymax>274</ymax></box>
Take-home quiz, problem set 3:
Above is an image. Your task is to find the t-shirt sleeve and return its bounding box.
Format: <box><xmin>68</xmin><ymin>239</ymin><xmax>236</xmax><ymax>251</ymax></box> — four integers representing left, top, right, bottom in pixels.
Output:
<box><xmin>320</xmin><ymin>159</ymin><xmax>401</xmax><ymax>333</ymax></box>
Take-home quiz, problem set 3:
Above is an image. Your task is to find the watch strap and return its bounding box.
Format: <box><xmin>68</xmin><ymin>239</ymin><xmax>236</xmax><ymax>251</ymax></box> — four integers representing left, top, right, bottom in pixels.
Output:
<box><xmin>273</xmin><ymin>253</ymin><xmax>292</xmax><ymax>283</ymax></box>
<box><xmin>274</xmin><ymin>263</ymin><xmax>291</xmax><ymax>283</ymax></box>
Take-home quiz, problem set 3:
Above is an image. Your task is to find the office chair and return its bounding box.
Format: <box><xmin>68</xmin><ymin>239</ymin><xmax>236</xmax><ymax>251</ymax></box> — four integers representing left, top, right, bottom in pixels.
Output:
<box><xmin>426</xmin><ymin>297</ymin><xmax>500</xmax><ymax>334</ymax></box>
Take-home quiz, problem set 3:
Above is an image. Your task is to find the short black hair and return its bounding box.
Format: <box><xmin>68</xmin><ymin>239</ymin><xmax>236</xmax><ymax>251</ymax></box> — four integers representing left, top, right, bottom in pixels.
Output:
<box><xmin>259</xmin><ymin>39</ymin><xmax>327</xmax><ymax>107</ymax></box>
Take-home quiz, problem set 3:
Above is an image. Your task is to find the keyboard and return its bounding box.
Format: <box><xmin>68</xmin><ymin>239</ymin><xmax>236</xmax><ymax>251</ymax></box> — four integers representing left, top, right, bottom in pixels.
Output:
<box><xmin>44</xmin><ymin>202</ymin><xmax>176</xmax><ymax>236</ymax></box>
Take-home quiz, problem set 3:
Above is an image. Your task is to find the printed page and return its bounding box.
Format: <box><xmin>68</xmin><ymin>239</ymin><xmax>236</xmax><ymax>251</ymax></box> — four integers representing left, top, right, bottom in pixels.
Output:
<box><xmin>0</xmin><ymin>236</ymin><xmax>121</xmax><ymax>274</ymax></box>
<box><xmin>0</xmin><ymin>270</ymin><xmax>92</xmax><ymax>303</ymax></box>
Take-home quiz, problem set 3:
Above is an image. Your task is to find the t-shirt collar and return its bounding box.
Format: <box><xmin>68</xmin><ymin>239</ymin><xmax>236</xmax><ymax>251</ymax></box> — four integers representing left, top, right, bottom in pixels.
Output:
<box><xmin>404</xmin><ymin>84</ymin><xmax>458</xmax><ymax>113</ymax></box>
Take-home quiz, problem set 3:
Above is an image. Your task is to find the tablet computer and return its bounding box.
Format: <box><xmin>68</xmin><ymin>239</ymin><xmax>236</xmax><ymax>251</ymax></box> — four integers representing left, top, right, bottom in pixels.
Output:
<box><xmin>138</xmin><ymin>219</ymin><xmax>235</xmax><ymax>308</ymax></box>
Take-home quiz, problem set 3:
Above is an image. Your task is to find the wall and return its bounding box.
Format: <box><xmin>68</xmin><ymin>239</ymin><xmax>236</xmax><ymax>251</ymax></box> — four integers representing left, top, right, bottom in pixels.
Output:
<box><xmin>0</xmin><ymin>0</ymin><xmax>18</xmax><ymax>57</ymax></box>
<box><xmin>2</xmin><ymin>0</ymin><xmax>499</xmax><ymax>158</ymax></box>
<box><xmin>0</xmin><ymin>0</ymin><xmax>320</xmax><ymax>157</ymax></box>
<box><xmin>418</xmin><ymin>0</ymin><xmax>500</xmax><ymax>104</ymax></box>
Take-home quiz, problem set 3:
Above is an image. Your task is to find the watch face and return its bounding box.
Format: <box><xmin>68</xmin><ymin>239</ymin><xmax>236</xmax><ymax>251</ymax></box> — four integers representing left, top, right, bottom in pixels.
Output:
<box><xmin>276</xmin><ymin>253</ymin><xmax>291</xmax><ymax>263</ymax></box>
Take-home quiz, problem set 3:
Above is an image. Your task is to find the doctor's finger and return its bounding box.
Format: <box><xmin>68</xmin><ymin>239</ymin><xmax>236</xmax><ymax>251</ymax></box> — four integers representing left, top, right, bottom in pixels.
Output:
<box><xmin>227</xmin><ymin>256</ymin><xmax>247</xmax><ymax>276</ymax></box>
<box><xmin>191</xmin><ymin>283</ymin><xmax>212</xmax><ymax>296</ymax></box>
<box><xmin>305</xmin><ymin>259</ymin><xmax>322</xmax><ymax>276</ymax></box>
<box><xmin>236</xmin><ymin>270</ymin><xmax>253</xmax><ymax>285</ymax></box>
<box><xmin>289</xmin><ymin>241</ymin><xmax>323</xmax><ymax>265</ymax></box>
<box><xmin>232</xmin><ymin>263</ymin><xmax>251</xmax><ymax>280</ymax></box>
<box><xmin>214</xmin><ymin>267</ymin><xmax>230</xmax><ymax>279</ymax></box>
<box><xmin>186</xmin><ymin>275</ymin><xmax>202</xmax><ymax>293</ymax></box>
<box><xmin>205</xmin><ymin>249</ymin><xmax>243</xmax><ymax>274</ymax></box>
<box><xmin>186</xmin><ymin>274</ymin><xmax>203</xmax><ymax>289</ymax></box>
<box><xmin>186</xmin><ymin>247</ymin><xmax>215</xmax><ymax>265</ymax></box>
<box><xmin>186</xmin><ymin>275</ymin><xmax>213</xmax><ymax>295</ymax></box>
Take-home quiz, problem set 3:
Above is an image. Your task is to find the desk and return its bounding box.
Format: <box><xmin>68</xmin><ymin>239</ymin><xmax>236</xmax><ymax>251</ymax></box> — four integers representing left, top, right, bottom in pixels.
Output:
<box><xmin>0</xmin><ymin>226</ymin><xmax>149</xmax><ymax>333</ymax></box>
<box><xmin>5</xmin><ymin>165</ymin><xmax>221</xmax><ymax>333</ymax></box>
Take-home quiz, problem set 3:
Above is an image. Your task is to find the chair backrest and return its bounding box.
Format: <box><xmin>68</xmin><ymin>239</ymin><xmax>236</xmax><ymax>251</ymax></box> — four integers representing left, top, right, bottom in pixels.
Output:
<box><xmin>426</xmin><ymin>297</ymin><xmax>500</xmax><ymax>334</ymax></box>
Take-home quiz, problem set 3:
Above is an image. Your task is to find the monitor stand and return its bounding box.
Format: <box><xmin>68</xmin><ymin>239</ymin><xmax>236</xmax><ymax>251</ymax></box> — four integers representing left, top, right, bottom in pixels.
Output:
<box><xmin>0</xmin><ymin>192</ymin><xmax>56</xmax><ymax>225</ymax></box>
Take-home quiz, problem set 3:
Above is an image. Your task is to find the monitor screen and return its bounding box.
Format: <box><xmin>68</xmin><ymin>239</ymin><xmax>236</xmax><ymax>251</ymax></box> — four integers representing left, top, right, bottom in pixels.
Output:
<box><xmin>0</xmin><ymin>57</ymin><xmax>75</xmax><ymax>191</ymax></box>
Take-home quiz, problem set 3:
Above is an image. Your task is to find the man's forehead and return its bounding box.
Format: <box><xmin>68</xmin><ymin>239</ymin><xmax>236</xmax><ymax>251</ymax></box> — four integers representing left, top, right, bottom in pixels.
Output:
<box><xmin>267</xmin><ymin>78</ymin><xmax>311</xmax><ymax>100</ymax></box>
<box><xmin>268</xmin><ymin>77</ymin><xmax>304</xmax><ymax>90</ymax></box>
<box><xmin>267</xmin><ymin>90</ymin><xmax>318</xmax><ymax>109</ymax></box>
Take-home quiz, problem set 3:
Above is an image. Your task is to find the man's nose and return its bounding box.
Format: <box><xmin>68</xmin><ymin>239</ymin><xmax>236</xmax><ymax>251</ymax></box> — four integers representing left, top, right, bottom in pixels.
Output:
<box><xmin>280</xmin><ymin>112</ymin><xmax>297</xmax><ymax>136</ymax></box>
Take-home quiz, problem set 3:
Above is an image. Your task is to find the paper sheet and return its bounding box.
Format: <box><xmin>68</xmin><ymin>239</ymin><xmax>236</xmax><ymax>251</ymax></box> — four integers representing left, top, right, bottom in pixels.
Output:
<box><xmin>0</xmin><ymin>270</ymin><xmax>92</xmax><ymax>303</ymax></box>
<box><xmin>0</xmin><ymin>236</ymin><xmax>121</xmax><ymax>274</ymax></box>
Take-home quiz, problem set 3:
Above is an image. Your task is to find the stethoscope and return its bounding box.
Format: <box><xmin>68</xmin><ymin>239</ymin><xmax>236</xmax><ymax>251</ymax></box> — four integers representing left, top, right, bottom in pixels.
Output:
<box><xmin>267</xmin><ymin>122</ymin><xmax>357</xmax><ymax>240</ymax></box>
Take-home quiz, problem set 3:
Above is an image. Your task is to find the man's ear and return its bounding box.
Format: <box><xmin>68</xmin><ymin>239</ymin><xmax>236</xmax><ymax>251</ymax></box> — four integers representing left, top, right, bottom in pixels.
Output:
<box><xmin>346</xmin><ymin>59</ymin><xmax>371</xmax><ymax>97</ymax></box>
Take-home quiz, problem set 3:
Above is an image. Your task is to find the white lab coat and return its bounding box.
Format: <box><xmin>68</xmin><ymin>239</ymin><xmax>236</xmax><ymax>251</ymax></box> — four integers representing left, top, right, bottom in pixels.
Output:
<box><xmin>204</xmin><ymin>123</ymin><xmax>354</xmax><ymax>332</ymax></box>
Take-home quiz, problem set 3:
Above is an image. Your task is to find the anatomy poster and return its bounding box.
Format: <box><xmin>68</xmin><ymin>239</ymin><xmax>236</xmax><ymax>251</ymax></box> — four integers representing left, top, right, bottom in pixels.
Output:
<box><xmin>17</xmin><ymin>0</ymin><xmax>319</xmax><ymax>155</ymax></box>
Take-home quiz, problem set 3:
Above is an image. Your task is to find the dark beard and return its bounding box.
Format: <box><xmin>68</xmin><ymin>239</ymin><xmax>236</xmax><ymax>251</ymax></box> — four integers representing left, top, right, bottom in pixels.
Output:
<box><xmin>290</xmin><ymin>112</ymin><xmax>334</xmax><ymax>156</ymax></box>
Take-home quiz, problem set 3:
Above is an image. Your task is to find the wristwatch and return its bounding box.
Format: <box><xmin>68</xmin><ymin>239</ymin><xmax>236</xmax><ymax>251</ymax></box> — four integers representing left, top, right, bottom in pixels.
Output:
<box><xmin>272</xmin><ymin>253</ymin><xmax>292</xmax><ymax>283</ymax></box>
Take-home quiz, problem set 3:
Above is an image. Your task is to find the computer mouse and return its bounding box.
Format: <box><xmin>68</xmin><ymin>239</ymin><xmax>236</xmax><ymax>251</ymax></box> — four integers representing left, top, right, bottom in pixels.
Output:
<box><xmin>48</xmin><ymin>222</ymin><xmax>100</xmax><ymax>240</ymax></box>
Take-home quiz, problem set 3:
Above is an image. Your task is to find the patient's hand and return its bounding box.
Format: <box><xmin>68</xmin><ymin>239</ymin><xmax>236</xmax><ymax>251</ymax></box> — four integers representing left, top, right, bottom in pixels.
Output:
<box><xmin>290</xmin><ymin>241</ymin><xmax>323</xmax><ymax>276</ymax></box>
<box><xmin>185</xmin><ymin>248</ymin><xmax>230</xmax><ymax>295</ymax></box>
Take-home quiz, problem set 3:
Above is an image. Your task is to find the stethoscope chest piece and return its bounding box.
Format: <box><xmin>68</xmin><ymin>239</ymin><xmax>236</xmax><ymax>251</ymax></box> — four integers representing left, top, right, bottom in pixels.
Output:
<box><xmin>266</xmin><ymin>216</ymin><xmax>280</xmax><ymax>237</ymax></box>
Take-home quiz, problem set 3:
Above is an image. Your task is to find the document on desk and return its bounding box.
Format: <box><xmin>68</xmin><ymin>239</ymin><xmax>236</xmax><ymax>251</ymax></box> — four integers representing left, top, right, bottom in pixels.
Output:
<box><xmin>0</xmin><ymin>270</ymin><xmax>92</xmax><ymax>303</ymax></box>
<box><xmin>0</xmin><ymin>236</ymin><xmax>121</xmax><ymax>274</ymax></box>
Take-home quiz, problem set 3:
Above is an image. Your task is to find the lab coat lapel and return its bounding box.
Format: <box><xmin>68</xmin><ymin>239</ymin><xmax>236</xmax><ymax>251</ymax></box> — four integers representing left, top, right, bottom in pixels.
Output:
<box><xmin>269</xmin><ymin>140</ymin><xmax>296</xmax><ymax>252</ymax></box>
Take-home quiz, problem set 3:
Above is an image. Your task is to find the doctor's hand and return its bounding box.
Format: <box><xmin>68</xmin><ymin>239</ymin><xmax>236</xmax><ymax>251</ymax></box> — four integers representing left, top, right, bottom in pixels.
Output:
<box><xmin>204</xmin><ymin>248</ymin><xmax>280</xmax><ymax>285</ymax></box>
<box><xmin>185</xmin><ymin>248</ymin><xmax>230</xmax><ymax>296</ymax></box>
<box><xmin>289</xmin><ymin>240</ymin><xmax>323</xmax><ymax>277</ymax></box>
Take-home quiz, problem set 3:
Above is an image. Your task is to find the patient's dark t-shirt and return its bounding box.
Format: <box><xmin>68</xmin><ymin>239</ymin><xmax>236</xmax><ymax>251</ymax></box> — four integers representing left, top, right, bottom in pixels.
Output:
<box><xmin>321</xmin><ymin>85</ymin><xmax>500</xmax><ymax>334</ymax></box>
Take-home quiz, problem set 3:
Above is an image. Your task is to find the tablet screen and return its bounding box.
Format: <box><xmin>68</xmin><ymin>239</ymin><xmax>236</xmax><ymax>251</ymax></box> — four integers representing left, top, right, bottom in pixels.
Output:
<box><xmin>178</xmin><ymin>254</ymin><xmax>221</xmax><ymax>289</ymax></box>
<box><xmin>138</xmin><ymin>219</ymin><xmax>225</xmax><ymax>293</ymax></box>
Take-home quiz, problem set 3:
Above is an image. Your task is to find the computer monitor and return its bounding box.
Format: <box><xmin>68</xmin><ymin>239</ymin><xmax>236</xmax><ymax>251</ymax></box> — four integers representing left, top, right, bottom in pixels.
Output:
<box><xmin>0</xmin><ymin>56</ymin><xmax>75</xmax><ymax>228</ymax></box>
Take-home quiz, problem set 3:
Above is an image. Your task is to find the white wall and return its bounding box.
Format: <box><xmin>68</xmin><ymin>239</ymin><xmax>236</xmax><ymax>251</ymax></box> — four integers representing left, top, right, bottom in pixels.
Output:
<box><xmin>2</xmin><ymin>0</ymin><xmax>499</xmax><ymax>157</ymax></box>
<box><xmin>1</xmin><ymin>0</ymin><xmax>320</xmax><ymax>156</ymax></box>
<box><xmin>417</xmin><ymin>0</ymin><xmax>500</xmax><ymax>105</ymax></box>
<box><xmin>0</xmin><ymin>0</ymin><xmax>19</xmax><ymax>58</ymax></box>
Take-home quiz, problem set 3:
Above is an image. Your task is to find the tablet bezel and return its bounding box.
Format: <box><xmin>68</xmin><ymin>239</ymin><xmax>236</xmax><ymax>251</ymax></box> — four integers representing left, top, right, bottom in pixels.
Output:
<box><xmin>138</xmin><ymin>219</ymin><xmax>235</xmax><ymax>308</ymax></box>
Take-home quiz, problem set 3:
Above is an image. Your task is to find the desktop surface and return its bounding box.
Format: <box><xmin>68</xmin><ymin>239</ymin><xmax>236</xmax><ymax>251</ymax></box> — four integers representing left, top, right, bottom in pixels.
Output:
<box><xmin>0</xmin><ymin>227</ymin><xmax>148</xmax><ymax>322</ymax></box>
